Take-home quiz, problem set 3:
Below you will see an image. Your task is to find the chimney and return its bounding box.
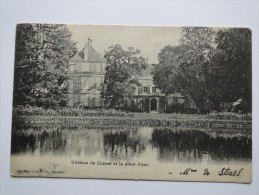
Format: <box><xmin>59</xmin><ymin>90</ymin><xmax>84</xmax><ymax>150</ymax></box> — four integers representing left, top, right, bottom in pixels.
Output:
<box><xmin>83</xmin><ymin>38</ymin><xmax>93</xmax><ymax>60</ymax></box>
<box><xmin>83</xmin><ymin>42</ymin><xmax>88</xmax><ymax>60</ymax></box>
<box><xmin>88</xmin><ymin>37</ymin><xmax>92</xmax><ymax>46</ymax></box>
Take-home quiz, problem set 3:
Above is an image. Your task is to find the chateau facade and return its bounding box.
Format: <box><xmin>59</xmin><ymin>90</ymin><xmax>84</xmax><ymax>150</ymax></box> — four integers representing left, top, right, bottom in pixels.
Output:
<box><xmin>132</xmin><ymin>66</ymin><xmax>194</xmax><ymax>113</ymax></box>
<box><xmin>68</xmin><ymin>39</ymin><xmax>105</xmax><ymax>107</ymax></box>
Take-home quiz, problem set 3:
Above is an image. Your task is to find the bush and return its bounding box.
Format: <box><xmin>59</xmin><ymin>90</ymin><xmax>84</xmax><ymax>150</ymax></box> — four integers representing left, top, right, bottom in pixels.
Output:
<box><xmin>13</xmin><ymin>105</ymin><xmax>136</xmax><ymax>118</ymax></box>
<box><xmin>203</xmin><ymin>111</ymin><xmax>252</xmax><ymax>121</ymax></box>
<box><xmin>13</xmin><ymin>105</ymin><xmax>252</xmax><ymax>121</ymax></box>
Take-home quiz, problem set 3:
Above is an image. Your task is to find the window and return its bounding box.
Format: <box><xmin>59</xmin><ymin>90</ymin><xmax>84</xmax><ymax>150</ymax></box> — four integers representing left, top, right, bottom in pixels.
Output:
<box><xmin>73</xmin><ymin>79</ymin><xmax>81</xmax><ymax>92</ymax></box>
<box><xmin>174</xmin><ymin>98</ymin><xmax>178</xmax><ymax>104</ymax></box>
<box><xmin>92</xmin><ymin>97</ymin><xmax>96</xmax><ymax>107</ymax></box>
<box><xmin>73</xmin><ymin>95</ymin><xmax>76</xmax><ymax>104</ymax></box>
<box><xmin>74</xmin><ymin>64</ymin><xmax>81</xmax><ymax>72</ymax></box>
<box><xmin>73</xmin><ymin>95</ymin><xmax>81</xmax><ymax>105</ymax></box>
<box><xmin>76</xmin><ymin>81</ymin><xmax>81</xmax><ymax>90</ymax></box>
<box><xmin>95</xmin><ymin>77</ymin><xmax>102</xmax><ymax>89</ymax></box>
<box><xmin>99</xmin><ymin>98</ymin><xmax>103</xmax><ymax>107</ymax></box>
<box><xmin>101</xmin><ymin>63</ymin><xmax>104</xmax><ymax>72</ymax></box>
<box><xmin>93</xmin><ymin>83</ymin><xmax>97</xmax><ymax>89</ymax></box>
<box><xmin>152</xmin><ymin>87</ymin><xmax>156</xmax><ymax>94</ymax></box>
<box><xmin>144</xmin><ymin>87</ymin><xmax>150</xmax><ymax>94</ymax></box>
<box><xmin>88</xmin><ymin>97</ymin><xmax>91</xmax><ymax>107</ymax></box>
<box><xmin>84</xmin><ymin>81</ymin><xmax>88</xmax><ymax>91</ymax></box>
<box><xmin>89</xmin><ymin>64</ymin><xmax>96</xmax><ymax>72</ymax></box>
<box><xmin>138</xmin><ymin>87</ymin><xmax>143</xmax><ymax>94</ymax></box>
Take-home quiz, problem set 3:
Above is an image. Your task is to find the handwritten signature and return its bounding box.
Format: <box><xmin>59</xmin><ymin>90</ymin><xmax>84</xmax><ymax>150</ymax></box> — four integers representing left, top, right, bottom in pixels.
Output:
<box><xmin>168</xmin><ymin>167</ymin><xmax>243</xmax><ymax>177</ymax></box>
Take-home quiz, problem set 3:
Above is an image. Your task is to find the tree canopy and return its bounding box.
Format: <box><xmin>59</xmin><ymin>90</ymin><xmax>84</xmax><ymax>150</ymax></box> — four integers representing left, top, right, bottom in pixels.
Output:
<box><xmin>152</xmin><ymin>27</ymin><xmax>252</xmax><ymax>113</ymax></box>
<box><xmin>102</xmin><ymin>44</ymin><xmax>148</xmax><ymax>107</ymax></box>
<box><xmin>13</xmin><ymin>24</ymin><xmax>77</xmax><ymax>108</ymax></box>
<box><xmin>153</xmin><ymin>27</ymin><xmax>215</xmax><ymax>112</ymax></box>
<box><xmin>215</xmin><ymin>28</ymin><xmax>252</xmax><ymax>112</ymax></box>
<box><xmin>152</xmin><ymin>45</ymin><xmax>183</xmax><ymax>95</ymax></box>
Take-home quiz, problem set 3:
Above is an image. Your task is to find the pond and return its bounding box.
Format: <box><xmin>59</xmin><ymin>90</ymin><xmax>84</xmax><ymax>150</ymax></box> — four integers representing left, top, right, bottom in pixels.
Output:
<box><xmin>11</xmin><ymin>126</ymin><xmax>252</xmax><ymax>164</ymax></box>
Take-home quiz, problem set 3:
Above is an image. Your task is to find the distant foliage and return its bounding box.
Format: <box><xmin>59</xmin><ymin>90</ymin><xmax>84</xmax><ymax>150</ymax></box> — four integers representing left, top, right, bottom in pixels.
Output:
<box><xmin>13</xmin><ymin>24</ymin><xmax>77</xmax><ymax>108</ymax></box>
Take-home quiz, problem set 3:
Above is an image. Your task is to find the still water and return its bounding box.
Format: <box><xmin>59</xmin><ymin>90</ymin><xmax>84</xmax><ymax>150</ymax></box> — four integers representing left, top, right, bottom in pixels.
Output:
<box><xmin>11</xmin><ymin>126</ymin><xmax>252</xmax><ymax>164</ymax></box>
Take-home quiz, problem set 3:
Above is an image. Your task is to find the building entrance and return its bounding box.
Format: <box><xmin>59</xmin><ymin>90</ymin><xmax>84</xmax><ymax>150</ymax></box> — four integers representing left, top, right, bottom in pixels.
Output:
<box><xmin>151</xmin><ymin>99</ymin><xmax>157</xmax><ymax>111</ymax></box>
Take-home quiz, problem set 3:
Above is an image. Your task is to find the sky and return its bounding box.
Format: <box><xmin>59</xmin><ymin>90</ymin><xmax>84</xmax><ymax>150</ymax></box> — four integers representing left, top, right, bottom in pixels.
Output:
<box><xmin>67</xmin><ymin>25</ymin><xmax>182</xmax><ymax>64</ymax></box>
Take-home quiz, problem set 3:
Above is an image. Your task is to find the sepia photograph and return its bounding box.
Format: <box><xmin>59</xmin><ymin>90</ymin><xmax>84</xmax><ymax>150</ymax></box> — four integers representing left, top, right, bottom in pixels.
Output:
<box><xmin>10</xmin><ymin>24</ymin><xmax>252</xmax><ymax>183</ymax></box>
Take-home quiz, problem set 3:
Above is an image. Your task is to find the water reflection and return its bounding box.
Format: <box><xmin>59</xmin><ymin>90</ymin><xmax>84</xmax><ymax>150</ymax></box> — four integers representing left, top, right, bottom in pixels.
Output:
<box><xmin>11</xmin><ymin>131</ymin><xmax>36</xmax><ymax>153</ymax></box>
<box><xmin>151</xmin><ymin>129</ymin><xmax>251</xmax><ymax>163</ymax></box>
<box><xmin>102</xmin><ymin>129</ymin><xmax>147</xmax><ymax>160</ymax></box>
<box><xmin>11</xmin><ymin>126</ymin><xmax>252</xmax><ymax>163</ymax></box>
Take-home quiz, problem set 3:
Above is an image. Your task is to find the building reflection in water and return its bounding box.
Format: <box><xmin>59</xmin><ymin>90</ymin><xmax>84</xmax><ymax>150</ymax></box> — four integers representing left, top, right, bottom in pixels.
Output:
<box><xmin>11</xmin><ymin>126</ymin><xmax>251</xmax><ymax>163</ymax></box>
<box><xmin>66</xmin><ymin>129</ymin><xmax>101</xmax><ymax>156</ymax></box>
<box><xmin>39</xmin><ymin>130</ymin><xmax>66</xmax><ymax>155</ymax></box>
<box><xmin>102</xmin><ymin>128</ymin><xmax>148</xmax><ymax>160</ymax></box>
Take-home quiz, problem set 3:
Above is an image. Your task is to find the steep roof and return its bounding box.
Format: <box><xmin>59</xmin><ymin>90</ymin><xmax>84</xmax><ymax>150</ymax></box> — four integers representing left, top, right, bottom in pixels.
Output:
<box><xmin>70</xmin><ymin>44</ymin><xmax>105</xmax><ymax>62</ymax></box>
<box><xmin>70</xmin><ymin>51</ymin><xmax>85</xmax><ymax>62</ymax></box>
<box><xmin>87</xmin><ymin>45</ymin><xmax>104</xmax><ymax>62</ymax></box>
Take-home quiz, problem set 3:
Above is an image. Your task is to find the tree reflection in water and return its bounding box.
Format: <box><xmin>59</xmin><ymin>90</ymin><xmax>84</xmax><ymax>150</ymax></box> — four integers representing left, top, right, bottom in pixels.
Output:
<box><xmin>11</xmin><ymin>130</ymin><xmax>36</xmax><ymax>154</ymax></box>
<box><xmin>11</xmin><ymin>126</ymin><xmax>252</xmax><ymax>164</ymax></box>
<box><xmin>12</xmin><ymin>127</ymin><xmax>67</xmax><ymax>155</ymax></box>
<box><xmin>151</xmin><ymin>128</ymin><xmax>252</xmax><ymax>163</ymax></box>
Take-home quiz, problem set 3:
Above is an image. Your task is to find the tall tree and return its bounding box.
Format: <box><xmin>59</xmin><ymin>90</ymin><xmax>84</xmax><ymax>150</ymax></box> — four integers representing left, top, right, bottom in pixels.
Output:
<box><xmin>203</xmin><ymin>48</ymin><xmax>228</xmax><ymax>110</ymax></box>
<box><xmin>177</xmin><ymin>27</ymin><xmax>215</xmax><ymax>112</ymax></box>
<box><xmin>215</xmin><ymin>28</ymin><xmax>252</xmax><ymax>112</ymax></box>
<box><xmin>13</xmin><ymin>24</ymin><xmax>77</xmax><ymax>108</ymax></box>
<box><xmin>14</xmin><ymin>24</ymin><xmax>38</xmax><ymax>106</ymax></box>
<box><xmin>152</xmin><ymin>27</ymin><xmax>215</xmax><ymax>112</ymax></box>
<box><xmin>102</xmin><ymin>44</ymin><xmax>147</xmax><ymax>107</ymax></box>
<box><xmin>152</xmin><ymin>45</ymin><xmax>185</xmax><ymax>95</ymax></box>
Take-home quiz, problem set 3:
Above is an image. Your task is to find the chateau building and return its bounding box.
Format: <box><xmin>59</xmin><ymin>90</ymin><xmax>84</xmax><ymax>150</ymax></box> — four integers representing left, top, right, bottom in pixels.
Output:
<box><xmin>133</xmin><ymin>66</ymin><xmax>188</xmax><ymax>113</ymax></box>
<box><xmin>68</xmin><ymin>38</ymin><xmax>105</xmax><ymax>107</ymax></box>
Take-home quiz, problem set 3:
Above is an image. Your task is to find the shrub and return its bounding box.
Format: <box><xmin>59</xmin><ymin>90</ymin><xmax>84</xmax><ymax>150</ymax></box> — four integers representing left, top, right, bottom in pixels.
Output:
<box><xmin>12</xmin><ymin>105</ymin><xmax>251</xmax><ymax>121</ymax></box>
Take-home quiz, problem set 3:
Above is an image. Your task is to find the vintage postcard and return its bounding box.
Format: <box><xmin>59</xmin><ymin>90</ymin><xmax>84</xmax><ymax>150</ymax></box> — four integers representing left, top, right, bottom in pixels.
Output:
<box><xmin>11</xmin><ymin>24</ymin><xmax>252</xmax><ymax>183</ymax></box>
